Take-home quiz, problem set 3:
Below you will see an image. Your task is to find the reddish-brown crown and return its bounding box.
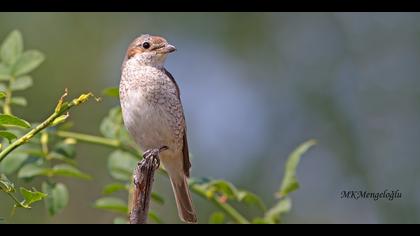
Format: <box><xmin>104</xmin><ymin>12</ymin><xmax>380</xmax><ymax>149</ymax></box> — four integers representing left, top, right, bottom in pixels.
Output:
<box><xmin>126</xmin><ymin>34</ymin><xmax>168</xmax><ymax>59</ymax></box>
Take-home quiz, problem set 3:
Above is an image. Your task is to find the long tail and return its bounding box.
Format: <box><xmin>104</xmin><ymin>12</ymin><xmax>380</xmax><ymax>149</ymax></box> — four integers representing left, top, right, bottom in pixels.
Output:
<box><xmin>168</xmin><ymin>172</ymin><xmax>197</xmax><ymax>223</ymax></box>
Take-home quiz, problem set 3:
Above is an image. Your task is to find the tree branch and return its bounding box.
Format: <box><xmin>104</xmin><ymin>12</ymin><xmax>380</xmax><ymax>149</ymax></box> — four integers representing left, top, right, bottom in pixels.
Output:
<box><xmin>129</xmin><ymin>147</ymin><xmax>164</xmax><ymax>224</ymax></box>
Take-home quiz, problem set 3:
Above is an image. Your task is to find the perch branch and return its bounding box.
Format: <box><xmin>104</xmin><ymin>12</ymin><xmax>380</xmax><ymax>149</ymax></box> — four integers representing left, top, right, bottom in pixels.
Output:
<box><xmin>129</xmin><ymin>146</ymin><xmax>167</xmax><ymax>224</ymax></box>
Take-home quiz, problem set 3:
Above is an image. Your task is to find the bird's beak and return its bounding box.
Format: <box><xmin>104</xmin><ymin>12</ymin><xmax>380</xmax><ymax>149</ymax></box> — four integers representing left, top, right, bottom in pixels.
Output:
<box><xmin>163</xmin><ymin>44</ymin><xmax>176</xmax><ymax>54</ymax></box>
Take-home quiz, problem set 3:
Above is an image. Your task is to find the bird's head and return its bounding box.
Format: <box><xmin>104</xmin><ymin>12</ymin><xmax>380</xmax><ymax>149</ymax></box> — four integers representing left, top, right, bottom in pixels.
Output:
<box><xmin>124</xmin><ymin>34</ymin><xmax>176</xmax><ymax>68</ymax></box>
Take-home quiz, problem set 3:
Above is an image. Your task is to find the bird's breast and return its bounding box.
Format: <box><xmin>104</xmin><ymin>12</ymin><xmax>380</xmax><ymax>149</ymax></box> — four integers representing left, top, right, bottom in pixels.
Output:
<box><xmin>119</xmin><ymin>66</ymin><xmax>184</xmax><ymax>152</ymax></box>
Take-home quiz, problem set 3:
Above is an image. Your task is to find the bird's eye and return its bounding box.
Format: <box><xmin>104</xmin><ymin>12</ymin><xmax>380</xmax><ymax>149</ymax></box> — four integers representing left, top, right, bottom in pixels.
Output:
<box><xmin>142</xmin><ymin>42</ymin><xmax>151</xmax><ymax>49</ymax></box>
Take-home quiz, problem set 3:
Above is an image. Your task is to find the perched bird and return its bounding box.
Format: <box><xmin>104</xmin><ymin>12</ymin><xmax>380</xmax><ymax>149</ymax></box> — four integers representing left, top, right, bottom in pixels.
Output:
<box><xmin>119</xmin><ymin>34</ymin><xmax>197</xmax><ymax>223</ymax></box>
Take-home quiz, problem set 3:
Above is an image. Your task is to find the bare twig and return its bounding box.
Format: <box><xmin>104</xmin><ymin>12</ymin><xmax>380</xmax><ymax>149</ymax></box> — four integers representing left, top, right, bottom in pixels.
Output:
<box><xmin>129</xmin><ymin>146</ymin><xmax>167</xmax><ymax>224</ymax></box>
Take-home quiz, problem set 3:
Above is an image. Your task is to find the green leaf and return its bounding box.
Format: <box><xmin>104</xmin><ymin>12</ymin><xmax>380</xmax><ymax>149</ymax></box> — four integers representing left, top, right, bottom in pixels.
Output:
<box><xmin>52</xmin><ymin>141</ymin><xmax>76</xmax><ymax>159</ymax></box>
<box><xmin>151</xmin><ymin>192</ymin><xmax>165</xmax><ymax>205</ymax></box>
<box><xmin>113</xmin><ymin>217</ymin><xmax>128</xmax><ymax>224</ymax></box>
<box><xmin>52</xmin><ymin>164</ymin><xmax>91</xmax><ymax>180</ymax></box>
<box><xmin>0</xmin><ymin>64</ymin><xmax>11</xmax><ymax>80</ymax></box>
<box><xmin>102</xmin><ymin>183</ymin><xmax>128</xmax><ymax>195</ymax></box>
<box><xmin>102</xmin><ymin>87</ymin><xmax>119</xmax><ymax>97</ymax></box>
<box><xmin>100</xmin><ymin>107</ymin><xmax>134</xmax><ymax>145</ymax></box>
<box><xmin>0</xmin><ymin>114</ymin><xmax>31</xmax><ymax>128</ymax></box>
<box><xmin>0</xmin><ymin>130</ymin><xmax>17</xmax><ymax>143</ymax></box>
<box><xmin>93</xmin><ymin>197</ymin><xmax>128</xmax><ymax>214</ymax></box>
<box><xmin>17</xmin><ymin>164</ymin><xmax>49</xmax><ymax>178</ymax></box>
<box><xmin>10</xmin><ymin>76</ymin><xmax>33</xmax><ymax>91</ymax></box>
<box><xmin>0</xmin><ymin>174</ymin><xmax>15</xmax><ymax>192</ymax></box>
<box><xmin>19</xmin><ymin>187</ymin><xmax>47</xmax><ymax>208</ymax></box>
<box><xmin>148</xmin><ymin>211</ymin><xmax>163</xmax><ymax>224</ymax></box>
<box><xmin>0</xmin><ymin>30</ymin><xmax>23</xmax><ymax>66</ymax></box>
<box><xmin>47</xmin><ymin>153</ymin><xmax>77</xmax><ymax>166</ymax></box>
<box><xmin>100</xmin><ymin>107</ymin><xmax>121</xmax><ymax>139</ymax></box>
<box><xmin>0</xmin><ymin>91</ymin><xmax>6</xmax><ymax>98</ymax></box>
<box><xmin>42</xmin><ymin>182</ymin><xmax>69</xmax><ymax>216</ymax></box>
<box><xmin>264</xmin><ymin>197</ymin><xmax>292</xmax><ymax>224</ymax></box>
<box><xmin>11</xmin><ymin>97</ymin><xmax>27</xmax><ymax>106</ymax></box>
<box><xmin>209</xmin><ymin>212</ymin><xmax>225</xmax><ymax>224</ymax></box>
<box><xmin>208</xmin><ymin>180</ymin><xmax>238</xmax><ymax>199</ymax></box>
<box><xmin>107</xmin><ymin>150</ymin><xmax>138</xmax><ymax>181</ymax></box>
<box><xmin>12</xmin><ymin>50</ymin><xmax>45</xmax><ymax>77</ymax></box>
<box><xmin>0</xmin><ymin>153</ymin><xmax>28</xmax><ymax>175</ymax></box>
<box><xmin>278</xmin><ymin>139</ymin><xmax>316</xmax><ymax>198</ymax></box>
<box><xmin>237</xmin><ymin>191</ymin><xmax>266</xmax><ymax>211</ymax></box>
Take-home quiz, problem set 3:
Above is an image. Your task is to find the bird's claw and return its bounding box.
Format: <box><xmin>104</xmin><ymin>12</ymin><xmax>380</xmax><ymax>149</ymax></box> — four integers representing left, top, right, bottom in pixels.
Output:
<box><xmin>142</xmin><ymin>145</ymin><xmax>168</xmax><ymax>170</ymax></box>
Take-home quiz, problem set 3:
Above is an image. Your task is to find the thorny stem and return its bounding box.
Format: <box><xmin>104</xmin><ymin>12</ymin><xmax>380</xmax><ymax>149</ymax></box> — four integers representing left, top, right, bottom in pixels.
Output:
<box><xmin>0</xmin><ymin>89</ymin><xmax>95</xmax><ymax>163</ymax></box>
<box><xmin>50</xmin><ymin>131</ymin><xmax>250</xmax><ymax>223</ymax></box>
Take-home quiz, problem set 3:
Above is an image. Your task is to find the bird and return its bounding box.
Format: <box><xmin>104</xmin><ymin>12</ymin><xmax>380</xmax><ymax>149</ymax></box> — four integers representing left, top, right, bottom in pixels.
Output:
<box><xmin>119</xmin><ymin>34</ymin><xmax>197</xmax><ymax>223</ymax></box>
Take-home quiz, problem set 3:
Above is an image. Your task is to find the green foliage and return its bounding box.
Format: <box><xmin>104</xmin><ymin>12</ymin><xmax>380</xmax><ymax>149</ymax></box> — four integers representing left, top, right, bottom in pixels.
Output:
<box><xmin>0</xmin><ymin>153</ymin><xmax>28</xmax><ymax>174</ymax></box>
<box><xmin>107</xmin><ymin>150</ymin><xmax>138</xmax><ymax>181</ymax></box>
<box><xmin>0</xmin><ymin>30</ymin><xmax>95</xmax><ymax>219</ymax></box>
<box><xmin>102</xmin><ymin>87</ymin><xmax>119</xmax><ymax>98</ymax></box>
<box><xmin>102</xmin><ymin>183</ymin><xmax>128</xmax><ymax>195</ymax></box>
<box><xmin>42</xmin><ymin>182</ymin><xmax>69</xmax><ymax>216</ymax></box>
<box><xmin>209</xmin><ymin>212</ymin><xmax>225</xmax><ymax>224</ymax></box>
<box><xmin>0</xmin><ymin>174</ymin><xmax>15</xmax><ymax>192</ymax></box>
<box><xmin>19</xmin><ymin>187</ymin><xmax>47</xmax><ymax>208</ymax></box>
<box><xmin>148</xmin><ymin>211</ymin><xmax>163</xmax><ymax>223</ymax></box>
<box><xmin>113</xmin><ymin>217</ymin><xmax>128</xmax><ymax>224</ymax></box>
<box><xmin>0</xmin><ymin>30</ymin><xmax>317</xmax><ymax>224</ymax></box>
<box><xmin>93</xmin><ymin>197</ymin><xmax>128</xmax><ymax>214</ymax></box>
<box><xmin>11</xmin><ymin>76</ymin><xmax>32</xmax><ymax>91</ymax></box>
<box><xmin>12</xmin><ymin>50</ymin><xmax>45</xmax><ymax>77</ymax></box>
<box><xmin>0</xmin><ymin>30</ymin><xmax>23</xmax><ymax>66</ymax></box>
<box><xmin>0</xmin><ymin>114</ymin><xmax>31</xmax><ymax>128</ymax></box>
<box><xmin>0</xmin><ymin>131</ymin><xmax>17</xmax><ymax>143</ymax></box>
<box><xmin>278</xmin><ymin>139</ymin><xmax>317</xmax><ymax>197</ymax></box>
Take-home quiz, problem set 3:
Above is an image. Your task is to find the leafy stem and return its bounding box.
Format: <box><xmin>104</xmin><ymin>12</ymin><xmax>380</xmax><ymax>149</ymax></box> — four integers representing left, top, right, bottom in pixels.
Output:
<box><xmin>0</xmin><ymin>89</ymin><xmax>96</xmax><ymax>163</ymax></box>
<box><xmin>191</xmin><ymin>185</ymin><xmax>250</xmax><ymax>224</ymax></box>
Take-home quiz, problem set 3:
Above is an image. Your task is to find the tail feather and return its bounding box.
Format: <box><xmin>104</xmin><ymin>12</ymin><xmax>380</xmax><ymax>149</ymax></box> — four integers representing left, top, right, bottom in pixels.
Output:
<box><xmin>169</xmin><ymin>174</ymin><xmax>197</xmax><ymax>223</ymax></box>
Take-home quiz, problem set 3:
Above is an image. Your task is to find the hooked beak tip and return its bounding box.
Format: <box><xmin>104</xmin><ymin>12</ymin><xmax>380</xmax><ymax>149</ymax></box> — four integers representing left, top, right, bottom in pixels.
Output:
<box><xmin>165</xmin><ymin>44</ymin><xmax>176</xmax><ymax>53</ymax></box>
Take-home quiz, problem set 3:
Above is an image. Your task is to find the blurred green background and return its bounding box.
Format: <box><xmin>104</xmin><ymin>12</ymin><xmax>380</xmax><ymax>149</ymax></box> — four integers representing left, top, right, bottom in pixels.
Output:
<box><xmin>0</xmin><ymin>12</ymin><xmax>419</xmax><ymax>223</ymax></box>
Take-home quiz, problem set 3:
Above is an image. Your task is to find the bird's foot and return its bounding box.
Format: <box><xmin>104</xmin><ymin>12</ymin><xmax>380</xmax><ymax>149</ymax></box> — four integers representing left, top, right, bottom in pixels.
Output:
<box><xmin>141</xmin><ymin>146</ymin><xmax>168</xmax><ymax>169</ymax></box>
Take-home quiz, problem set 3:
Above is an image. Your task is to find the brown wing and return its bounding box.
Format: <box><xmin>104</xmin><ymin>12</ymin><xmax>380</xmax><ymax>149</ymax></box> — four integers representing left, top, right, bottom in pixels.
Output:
<box><xmin>164</xmin><ymin>68</ymin><xmax>191</xmax><ymax>177</ymax></box>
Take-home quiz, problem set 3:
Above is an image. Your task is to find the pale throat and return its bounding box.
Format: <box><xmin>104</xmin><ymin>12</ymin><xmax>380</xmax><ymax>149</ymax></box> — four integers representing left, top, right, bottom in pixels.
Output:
<box><xmin>131</xmin><ymin>52</ymin><xmax>168</xmax><ymax>69</ymax></box>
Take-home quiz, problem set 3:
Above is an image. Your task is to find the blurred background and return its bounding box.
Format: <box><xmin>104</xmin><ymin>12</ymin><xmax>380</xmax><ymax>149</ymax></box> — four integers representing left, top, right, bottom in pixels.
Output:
<box><xmin>0</xmin><ymin>12</ymin><xmax>419</xmax><ymax>223</ymax></box>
